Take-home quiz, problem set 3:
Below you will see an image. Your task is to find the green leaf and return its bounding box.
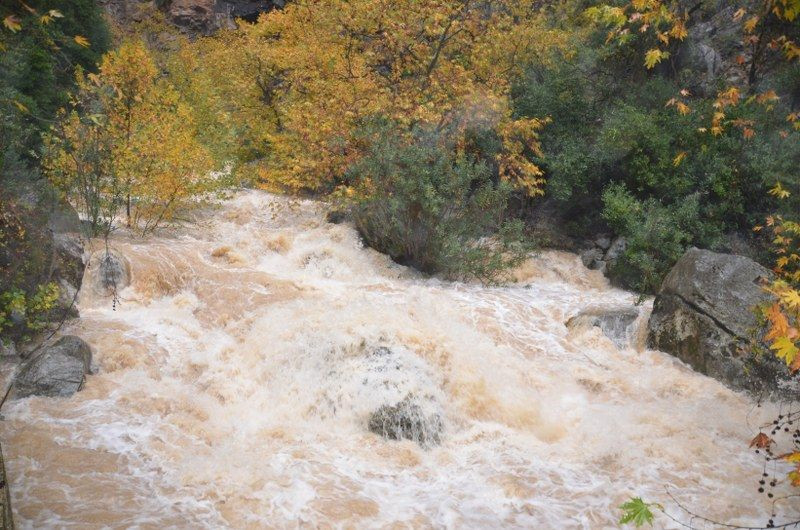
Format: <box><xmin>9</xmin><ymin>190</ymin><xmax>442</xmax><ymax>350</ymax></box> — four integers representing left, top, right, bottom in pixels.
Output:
<box><xmin>619</xmin><ymin>497</ymin><xmax>655</xmax><ymax>527</ymax></box>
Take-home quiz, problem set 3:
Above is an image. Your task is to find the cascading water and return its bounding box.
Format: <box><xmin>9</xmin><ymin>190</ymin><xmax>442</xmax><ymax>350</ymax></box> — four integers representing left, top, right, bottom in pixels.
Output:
<box><xmin>0</xmin><ymin>191</ymin><xmax>791</xmax><ymax>528</ymax></box>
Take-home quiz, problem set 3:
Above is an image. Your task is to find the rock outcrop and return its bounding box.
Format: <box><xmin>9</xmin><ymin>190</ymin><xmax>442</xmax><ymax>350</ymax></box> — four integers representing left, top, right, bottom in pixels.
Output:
<box><xmin>13</xmin><ymin>336</ymin><xmax>93</xmax><ymax>398</ymax></box>
<box><xmin>647</xmin><ymin>248</ymin><xmax>789</xmax><ymax>393</ymax></box>
<box><xmin>677</xmin><ymin>2</ymin><xmax>746</xmax><ymax>96</ymax></box>
<box><xmin>163</xmin><ymin>0</ymin><xmax>282</xmax><ymax>33</ymax></box>
<box><xmin>581</xmin><ymin>236</ymin><xmax>626</xmax><ymax>278</ymax></box>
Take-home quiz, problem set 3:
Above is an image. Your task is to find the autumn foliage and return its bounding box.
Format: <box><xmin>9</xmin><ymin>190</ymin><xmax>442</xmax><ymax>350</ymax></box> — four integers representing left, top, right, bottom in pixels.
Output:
<box><xmin>186</xmin><ymin>0</ymin><xmax>566</xmax><ymax>194</ymax></box>
<box><xmin>44</xmin><ymin>40</ymin><xmax>218</xmax><ymax>235</ymax></box>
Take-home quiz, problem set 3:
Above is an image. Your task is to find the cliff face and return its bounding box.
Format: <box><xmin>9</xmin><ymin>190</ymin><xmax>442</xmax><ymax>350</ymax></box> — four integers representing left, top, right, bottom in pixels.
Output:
<box><xmin>100</xmin><ymin>0</ymin><xmax>285</xmax><ymax>35</ymax></box>
<box><xmin>164</xmin><ymin>0</ymin><xmax>285</xmax><ymax>33</ymax></box>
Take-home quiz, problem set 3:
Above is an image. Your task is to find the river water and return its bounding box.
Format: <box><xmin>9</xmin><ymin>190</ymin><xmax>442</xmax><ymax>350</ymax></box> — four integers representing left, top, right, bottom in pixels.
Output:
<box><xmin>0</xmin><ymin>191</ymin><xmax>790</xmax><ymax>528</ymax></box>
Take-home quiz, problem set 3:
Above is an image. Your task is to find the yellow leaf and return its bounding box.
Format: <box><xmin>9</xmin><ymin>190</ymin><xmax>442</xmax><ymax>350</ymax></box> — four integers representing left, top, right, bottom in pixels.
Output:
<box><xmin>770</xmin><ymin>336</ymin><xmax>799</xmax><ymax>365</ymax></box>
<box><xmin>644</xmin><ymin>48</ymin><xmax>668</xmax><ymax>69</ymax></box>
<box><xmin>672</xmin><ymin>151</ymin><xmax>687</xmax><ymax>166</ymax></box>
<box><xmin>74</xmin><ymin>35</ymin><xmax>90</xmax><ymax>48</ymax></box>
<box><xmin>3</xmin><ymin>15</ymin><xmax>22</xmax><ymax>32</ymax></box>
<box><xmin>781</xmin><ymin>289</ymin><xmax>800</xmax><ymax>310</ymax></box>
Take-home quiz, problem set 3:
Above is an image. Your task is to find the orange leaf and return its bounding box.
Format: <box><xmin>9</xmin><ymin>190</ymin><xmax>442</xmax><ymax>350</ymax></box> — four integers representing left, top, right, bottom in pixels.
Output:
<box><xmin>791</xmin><ymin>355</ymin><xmax>800</xmax><ymax>374</ymax></box>
<box><xmin>750</xmin><ymin>432</ymin><xmax>774</xmax><ymax>449</ymax></box>
<box><xmin>765</xmin><ymin>303</ymin><xmax>790</xmax><ymax>342</ymax></box>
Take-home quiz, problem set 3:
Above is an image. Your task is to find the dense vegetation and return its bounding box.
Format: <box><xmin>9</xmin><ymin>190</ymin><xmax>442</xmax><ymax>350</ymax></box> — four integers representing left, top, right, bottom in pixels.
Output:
<box><xmin>1</xmin><ymin>0</ymin><xmax>110</xmax><ymax>338</ymax></box>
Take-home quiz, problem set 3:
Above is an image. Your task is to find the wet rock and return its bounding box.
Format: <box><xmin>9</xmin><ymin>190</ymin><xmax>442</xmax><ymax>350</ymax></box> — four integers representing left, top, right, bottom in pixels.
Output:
<box><xmin>325</xmin><ymin>209</ymin><xmax>348</xmax><ymax>225</ymax></box>
<box><xmin>51</xmin><ymin>233</ymin><xmax>86</xmax><ymax>317</ymax></box>
<box><xmin>567</xmin><ymin>307</ymin><xmax>640</xmax><ymax>349</ymax></box>
<box><xmin>647</xmin><ymin>248</ymin><xmax>789</xmax><ymax>393</ymax></box>
<box><xmin>604</xmin><ymin>237</ymin><xmax>627</xmax><ymax>263</ymax></box>
<box><xmin>595</xmin><ymin>236</ymin><xmax>611</xmax><ymax>251</ymax></box>
<box><xmin>89</xmin><ymin>249</ymin><xmax>131</xmax><ymax>296</ymax></box>
<box><xmin>324</xmin><ymin>344</ymin><xmax>445</xmax><ymax>448</ymax></box>
<box><xmin>13</xmin><ymin>336</ymin><xmax>92</xmax><ymax>398</ymax></box>
<box><xmin>580</xmin><ymin>248</ymin><xmax>604</xmax><ymax>270</ymax></box>
<box><xmin>368</xmin><ymin>396</ymin><xmax>443</xmax><ymax>448</ymax></box>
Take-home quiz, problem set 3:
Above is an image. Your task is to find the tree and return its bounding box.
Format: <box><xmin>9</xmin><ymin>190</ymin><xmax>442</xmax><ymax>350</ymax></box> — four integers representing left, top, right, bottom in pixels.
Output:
<box><xmin>193</xmin><ymin>0</ymin><xmax>566</xmax><ymax>194</ymax></box>
<box><xmin>0</xmin><ymin>0</ymin><xmax>109</xmax><ymax>169</ymax></box>
<box><xmin>44</xmin><ymin>39</ymin><xmax>217</xmax><ymax>236</ymax></box>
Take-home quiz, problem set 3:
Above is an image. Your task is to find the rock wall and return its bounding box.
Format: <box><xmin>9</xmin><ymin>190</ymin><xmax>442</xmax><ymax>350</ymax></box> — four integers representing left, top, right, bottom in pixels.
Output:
<box><xmin>100</xmin><ymin>0</ymin><xmax>285</xmax><ymax>34</ymax></box>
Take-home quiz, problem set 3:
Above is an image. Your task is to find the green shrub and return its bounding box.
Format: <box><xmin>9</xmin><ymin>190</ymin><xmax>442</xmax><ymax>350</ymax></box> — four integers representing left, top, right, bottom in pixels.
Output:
<box><xmin>602</xmin><ymin>184</ymin><xmax>721</xmax><ymax>292</ymax></box>
<box><xmin>345</xmin><ymin>124</ymin><xmax>530</xmax><ymax>283</ymax></box>
<box><xmin>0</xmin><ymin>283</ymin><xmax>60</xmax><ymax>338</ymax></box>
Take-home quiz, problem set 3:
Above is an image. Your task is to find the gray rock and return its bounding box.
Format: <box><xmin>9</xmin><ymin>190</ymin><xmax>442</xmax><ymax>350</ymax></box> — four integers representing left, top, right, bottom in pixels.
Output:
<box><xmin>677</xmin><ymin>3</ymin><xmax>745</xmax><ymax>94</ymax></box>
<box><xmin>595</xmin><ymin>236</ymin><xmax>611</xmax><ymax>251</ymax></box>
<box><xmin>567</xmin><ymin>307</ymin><xmax>640</xmax><ymax>349</ymax></box>
<box><xmin>368</xmin><ymin>396</ymin><xmax>443</xmax><ymax>448</ymax></box>
<box><xmin>592</xmin><ymin>260</ymin><xmax>608</xmax><ymax>275</ymax></box>
<box><xmin>0</xmin><ymin>340</ymin><xmax>16</xmax><ymax>358</ymax></box>
<box><xmin>647</xmin><ymin>248</ymin><xmax>788</xmax><ymax>393</ymax></box>
<box><xmin>13</xmin><ymin>336</ymin><xmax>92</xmax><ymax>398</ymax></box>
<box><xmin>51</xmin><ymin>234</ymin><xmax>85</xmax><ymax>317</ymax></box>
<box><xmin>47</xmin><ymin>198</ymin><xmax>82</xmax><ymax>234</ymax></box>
<box><xmin>604</xmin><ymin>237</ymin><xmax>628</xmax><ymax>263</ymax></box>
<box><xmin>52</xmin><ymin>234</ymin><xmax>85</xmax><ymax>289</ymax></box>
<box><xmin>581</xmin><ymin>248</ymin><xmax>604</xmax><ymax>269</ymax></box>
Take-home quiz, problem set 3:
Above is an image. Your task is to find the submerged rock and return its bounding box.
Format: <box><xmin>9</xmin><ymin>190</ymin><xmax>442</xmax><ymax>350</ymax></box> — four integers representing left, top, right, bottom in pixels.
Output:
<box><xmin>13</xmin><ymin>336</ymin><xmax>92</xmax><ymax>398</ymax></box>
<box><xmin>368</xmin><ymin>396</ymin><xmax>443</xmax><ymax>448</ymax></box>
<box><xmin>647</xmin><ymin>248</ymin><xmax>789</xmax><ymax>394</ymax></box>
<box><xmin>88</xmin><ymin>249</ymin><xmax>130</xmax><ymax>296</ymax></box>
<box><xmin>323</xmin><ymin>344</ymin><xmax>445</xmax><ymax>448</ymax></box>
<box><xmin>567</xmin><ymin>307</ymin><xmax>640</xmax><ymax>349</ymax></box>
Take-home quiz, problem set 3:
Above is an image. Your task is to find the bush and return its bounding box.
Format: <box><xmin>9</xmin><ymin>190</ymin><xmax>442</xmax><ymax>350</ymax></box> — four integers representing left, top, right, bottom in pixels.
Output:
<box><xmin>346</xmin><ymin>124</ymin><xmax>530</xmax><ymax>283</ymax></box>
<box><xmin>602</xmin><ymin>184</ymin><xmax>721</xmax><ymax>292</ymax></box>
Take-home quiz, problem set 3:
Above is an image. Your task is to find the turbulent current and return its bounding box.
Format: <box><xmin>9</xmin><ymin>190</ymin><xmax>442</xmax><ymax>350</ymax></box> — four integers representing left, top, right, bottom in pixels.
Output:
<box><xmin>0</xmin><ymin>191</ymin><xmax>791</xmax><ymax>528</ymax></box>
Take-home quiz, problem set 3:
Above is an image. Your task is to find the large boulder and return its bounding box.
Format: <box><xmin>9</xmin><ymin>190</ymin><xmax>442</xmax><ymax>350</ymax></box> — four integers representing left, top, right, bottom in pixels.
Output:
<box><xmin>50</xmin><ymin>233</ymin><xmax>86</xmax><ymax>317</ymax></box>
<box><xmin>13</xmin><ymin>336</ymin><xmax>92</xmax><ymax>398</ymax></box>
<box><xmin>647</xmin><ymin>248</ymin><xmax>789</xmax><ymax>393</ymax></box>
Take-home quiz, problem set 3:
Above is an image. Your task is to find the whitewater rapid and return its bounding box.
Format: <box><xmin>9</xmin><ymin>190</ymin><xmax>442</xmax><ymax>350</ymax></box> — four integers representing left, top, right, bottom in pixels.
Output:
<box><xmin>0</xmin><ymin>191</ymin><xmax>791</xmax><ymax>528</ymax></box>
